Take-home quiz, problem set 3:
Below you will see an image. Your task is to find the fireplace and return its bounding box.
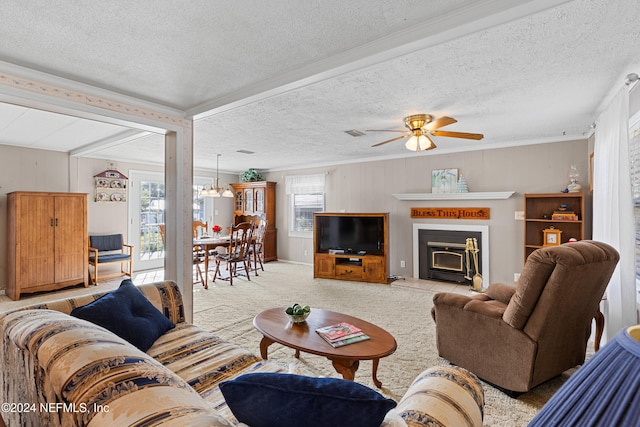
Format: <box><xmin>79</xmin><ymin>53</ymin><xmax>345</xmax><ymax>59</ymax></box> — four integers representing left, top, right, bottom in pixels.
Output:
<box><xmin>413</xmin><ymin>224</ymin><xmax>489</xmax><ymax>285</ymax></box>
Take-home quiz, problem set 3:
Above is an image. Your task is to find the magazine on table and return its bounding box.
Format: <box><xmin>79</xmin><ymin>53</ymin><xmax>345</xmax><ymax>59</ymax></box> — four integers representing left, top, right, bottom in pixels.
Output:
<box><xmin>316</xmin><ymin>322</ymin><xmax>370</xmax><ymax>347</ymax></box>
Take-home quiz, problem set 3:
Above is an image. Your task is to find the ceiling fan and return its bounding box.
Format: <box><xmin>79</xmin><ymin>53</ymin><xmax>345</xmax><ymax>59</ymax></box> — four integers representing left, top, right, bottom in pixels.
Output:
<box><xmin>367</xmin><ymin>114</ymin><xmax>483</xmax><ymax>153</ymax></box>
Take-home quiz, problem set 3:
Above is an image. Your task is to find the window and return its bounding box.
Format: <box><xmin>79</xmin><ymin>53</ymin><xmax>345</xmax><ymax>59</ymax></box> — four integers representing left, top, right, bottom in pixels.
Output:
<box><xmin>286</xmin><ymin>174</ymin><xmax>325</xmax><ymax>237</ymax></box>
<box><xmin>193</xmin><ymin>183</ymin><xmax>207</xmax><ymax>222</ymax></box>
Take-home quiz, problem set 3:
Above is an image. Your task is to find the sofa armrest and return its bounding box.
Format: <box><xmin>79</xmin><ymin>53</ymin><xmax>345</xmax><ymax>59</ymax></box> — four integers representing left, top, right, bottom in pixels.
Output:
<box><xmin>136</xmin><ymin>281</ymin><xmax>186</xmax><ymax>324</ymax></box>
<box><xmin>432</xmin><ymin>292</ymin><xmax>474</xmax><ymax>308</ymax></box>
<box><xmin>463</xmin><ymin>299</ymin><xmax>508</xmax><ymax>319</ymax></box>
<box><xmin>431</xmin><ymin>292</ymin><xmax>493</xmax><ymax>322</ymax></box>
<box><xmin>486</xmin><ymin>282</ymin><xmax>516</xmax><ymax>305</ymax></box>
<box><xmin>387</xmin><ymin>366</ymin><xmax>484</xmax><ymax>427</ymax></box>
<box><xmin>1</xmin><ymin>309</ymin><xmax>231</xmax><ymax>427</ymax></box>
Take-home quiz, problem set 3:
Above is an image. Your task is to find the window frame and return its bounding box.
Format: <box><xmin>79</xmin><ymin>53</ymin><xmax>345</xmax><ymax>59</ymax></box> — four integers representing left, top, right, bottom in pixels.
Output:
<box><xmin>288</xmin><ymin>192</ymin><xmax>325</xmax><ymax>238</ymax></box>
<box><xmin>285</xmin><ymin>174</ymin><xmax>326</xmax><ymax>238</ymax></box>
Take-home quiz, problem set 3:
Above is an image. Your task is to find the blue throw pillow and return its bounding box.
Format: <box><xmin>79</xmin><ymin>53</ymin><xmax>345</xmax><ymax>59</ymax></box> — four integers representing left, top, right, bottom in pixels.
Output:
<box><xmin>71</xmin><ymin>279</ymin><xmax>175</xmax><ymax>352</ymax></box>
<box><xmin>220</xmin><ymin>373</ymin><xmax>396</xmax><ymax>427</ymax></box>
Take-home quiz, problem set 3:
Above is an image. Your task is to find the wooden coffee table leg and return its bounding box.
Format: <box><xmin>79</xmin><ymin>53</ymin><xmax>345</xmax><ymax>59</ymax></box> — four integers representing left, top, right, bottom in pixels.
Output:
<box><xmin>371</xmin><ymin>358</ymin><xmax>382</xmax><ymax>388</ymax></box>
<box><xmin>259</xmin><ymin>336</ymin><xmax>275</xmax><ymax>359</ymax></box>
<box><xmin>330</xmin><ymin>358</ymin><xmax>359</xmax><ymax>381</ymax></box>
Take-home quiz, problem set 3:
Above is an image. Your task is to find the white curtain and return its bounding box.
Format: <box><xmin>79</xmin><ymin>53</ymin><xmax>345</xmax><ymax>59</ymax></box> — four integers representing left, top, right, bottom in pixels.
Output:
<box><xmin>285</xmin><ymin>174</ymin><xmax>325</xmax><ymax>194</ymax></box>
<box><xmin>593</xmin><ymin>86</ymin><xmax>636</xmax><ymax>341</ymax></box>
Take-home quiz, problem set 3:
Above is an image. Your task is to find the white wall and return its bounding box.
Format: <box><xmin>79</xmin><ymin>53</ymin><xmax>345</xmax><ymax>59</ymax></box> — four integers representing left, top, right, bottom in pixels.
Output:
<box><xmin>0</xmin><ymin>137</ymin><xmax>590</xmax><ymax>292</ymax></box>
<box><xmin>267</xmin><ymin>138</ymin><xmax>591</xmax><ymax>285</ymax></box>
<box><xmin>0</xmin><ymin>146</ymin><xmax>236</xmax><ymax>293</ymax></box>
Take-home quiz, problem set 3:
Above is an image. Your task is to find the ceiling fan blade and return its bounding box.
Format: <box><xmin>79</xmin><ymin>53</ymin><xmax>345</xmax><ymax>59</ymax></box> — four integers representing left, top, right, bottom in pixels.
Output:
<box><xmin>431</xmin><ymin>130</ymin><xmax>484</xmax><ymax>140</ymax></box>
<box><xmin>372</xmin><ymin>135</ymin><xmax>409</xmax><ymax>147</ymax></box>
<box><xmin>365</xmin><ymin>129</ymin><xmax>407</xmax><ymax>133</ymax></box>
<box><xmin>426</xmin><ymin>116</ymin><xmax>457</xmax><ymax>130</ymax></box>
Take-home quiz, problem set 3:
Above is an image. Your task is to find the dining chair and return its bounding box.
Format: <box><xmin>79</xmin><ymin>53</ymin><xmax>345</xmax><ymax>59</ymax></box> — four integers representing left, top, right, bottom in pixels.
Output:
<box><xmin>212</xmin><ymin>222</ymin><xmax>253</xmax><ymax>286</ymax></box>
<box><xmin>249</xmin><ymin>219</ymin><xmax>267</xmax><ymax>276</ymax></box>
<box><xmin>193</xmin><ymin>221</ymin><xmax>208</xmax><ymax>287</ymax></box>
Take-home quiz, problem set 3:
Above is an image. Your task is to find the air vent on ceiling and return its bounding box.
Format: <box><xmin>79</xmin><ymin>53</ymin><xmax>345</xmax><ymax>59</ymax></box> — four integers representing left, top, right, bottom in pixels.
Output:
<box><xmin>236</xmin><ymin>149</ymin><xmax>255</xmax><ymax>154</ymax></box>
<box><xmin>344</xmin><ymin>129</ymin><xmax>366</xmax><ymax>137</ymax></box>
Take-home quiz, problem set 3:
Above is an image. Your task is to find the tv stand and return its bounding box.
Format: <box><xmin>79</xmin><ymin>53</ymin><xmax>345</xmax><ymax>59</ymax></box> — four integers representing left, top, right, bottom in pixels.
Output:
<box><xmin>313</xmin><ymin>213</ymin><xmax>389</xmax><ymax>284</ymax></box>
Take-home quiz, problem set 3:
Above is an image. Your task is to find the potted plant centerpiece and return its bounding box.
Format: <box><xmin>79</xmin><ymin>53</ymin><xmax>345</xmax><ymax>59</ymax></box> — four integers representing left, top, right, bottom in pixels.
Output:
<box><xmin>240</xmin><ymin>169</ymin><xmax>265</xmax><ymax>182</ymax></box>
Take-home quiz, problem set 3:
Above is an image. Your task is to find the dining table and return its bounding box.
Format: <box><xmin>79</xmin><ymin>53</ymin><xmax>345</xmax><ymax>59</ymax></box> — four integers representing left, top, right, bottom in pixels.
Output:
<box><xmin>193</xmin><ymin>235</ymin><xmax>230</xmax><ymax>288</ymax></box>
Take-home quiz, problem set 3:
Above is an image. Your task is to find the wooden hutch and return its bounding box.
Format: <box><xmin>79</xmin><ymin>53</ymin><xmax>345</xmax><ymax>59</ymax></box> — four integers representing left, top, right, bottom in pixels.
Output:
<box><xmin>230</xmin><ymin>181</ymin><xmax>277</xmax><ymax>261</ymax></box>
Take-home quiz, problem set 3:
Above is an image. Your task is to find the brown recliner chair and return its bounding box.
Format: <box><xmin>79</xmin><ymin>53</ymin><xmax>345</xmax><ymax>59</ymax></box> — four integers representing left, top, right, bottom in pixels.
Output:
<box><xmin>431</xmin><ymin>240</ymin><xmax>619</xmax><ymax>394</ymax></box>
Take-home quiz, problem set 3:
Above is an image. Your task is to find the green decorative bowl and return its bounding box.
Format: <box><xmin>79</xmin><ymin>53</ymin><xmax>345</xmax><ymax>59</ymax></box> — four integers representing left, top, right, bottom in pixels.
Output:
<box><xmin>286</xmin><ymin>310</ymin><xmax>310</xmax><ymax>323</ymax></box>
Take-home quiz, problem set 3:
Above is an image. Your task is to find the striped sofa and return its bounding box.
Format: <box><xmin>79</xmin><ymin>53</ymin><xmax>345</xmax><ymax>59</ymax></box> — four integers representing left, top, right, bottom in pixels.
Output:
<box><xmin>1</xmin><ymin>281</ymin><xmax>484</xmax><ymax>427</ymax></box>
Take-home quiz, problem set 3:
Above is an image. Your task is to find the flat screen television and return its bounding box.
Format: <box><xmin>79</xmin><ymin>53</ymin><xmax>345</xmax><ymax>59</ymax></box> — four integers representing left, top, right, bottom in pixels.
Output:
<box><xmin>315</xmin><ymin>214</ymin><xmax>385</xmax><ymax>255</ymax></box>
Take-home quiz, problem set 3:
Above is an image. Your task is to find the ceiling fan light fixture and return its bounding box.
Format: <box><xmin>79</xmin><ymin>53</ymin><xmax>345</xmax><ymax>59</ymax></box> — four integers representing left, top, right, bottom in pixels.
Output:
<box><xmin>370</xmin><ymin>113</ymin><xmax>481</xmax><ymax>151</ymax></box>
<box><xmin>405</xmin><ymin>132</ymin><xmax>436</xmax><ymax>153</ymax></box>
<box><xmin>405</xmin><ymin>135</ymin><xmax>419</xmax><ymax>151</ymax></box>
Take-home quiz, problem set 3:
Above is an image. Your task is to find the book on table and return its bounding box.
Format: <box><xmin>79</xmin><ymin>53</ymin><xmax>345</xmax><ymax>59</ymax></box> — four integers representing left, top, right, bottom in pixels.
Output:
<box><xmin>316</xmin><ymin>322</ymin><xmax>370</xmax><ymax>348</ymax></box>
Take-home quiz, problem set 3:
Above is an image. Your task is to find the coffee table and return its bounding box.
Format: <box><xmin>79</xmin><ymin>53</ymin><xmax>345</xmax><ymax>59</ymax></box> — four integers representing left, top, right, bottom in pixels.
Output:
<box><xmin>253</xmin><ymin>307</ymin><xmax>397</xmax><ymax>387</ymax></box>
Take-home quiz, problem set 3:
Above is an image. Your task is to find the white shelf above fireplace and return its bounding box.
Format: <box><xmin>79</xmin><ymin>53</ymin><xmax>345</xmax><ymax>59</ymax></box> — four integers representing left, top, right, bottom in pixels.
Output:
<box><xmin>393</xmin><ymin>191</ymin><xmax>515</xmax><ymax>201</ymax></box>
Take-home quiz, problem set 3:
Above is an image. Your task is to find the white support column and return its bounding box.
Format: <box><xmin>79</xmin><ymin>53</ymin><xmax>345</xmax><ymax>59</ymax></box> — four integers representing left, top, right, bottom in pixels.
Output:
<box><xmin>164</xmin><ymin>129</ymin><xmax>194</xmax><ymax>323</ymax></box>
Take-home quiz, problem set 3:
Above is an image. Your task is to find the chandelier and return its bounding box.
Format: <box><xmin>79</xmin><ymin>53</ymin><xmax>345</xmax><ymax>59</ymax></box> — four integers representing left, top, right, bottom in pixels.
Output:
<box><xmin>200</xmin><ymin>154</ymin><xmax>233</xmax><ymax>197</ymax></box>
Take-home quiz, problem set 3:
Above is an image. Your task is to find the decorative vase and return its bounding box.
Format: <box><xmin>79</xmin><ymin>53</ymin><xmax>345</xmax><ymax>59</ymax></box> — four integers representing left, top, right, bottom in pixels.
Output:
<box><xmin>567</xmin><ymin>165</ymin><xmax>581</xmax><ymax>192</ymax></box>
<box><xmin>567</xmin><ymin>179</ymin><xmax>582</xmax><ymax>193</ymax></box>
<box><xmin>456</xmin><ymin>175</ymin><xmax>469</xmax><ymax>193</ymax></box>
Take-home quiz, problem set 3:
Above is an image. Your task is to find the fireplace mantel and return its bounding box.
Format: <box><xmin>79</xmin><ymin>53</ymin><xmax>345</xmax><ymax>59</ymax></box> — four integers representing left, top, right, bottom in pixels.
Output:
<box><xmin>393</xmin><ymin>191</ymin><xmax>515</xmax><ymax>201</ymax></box>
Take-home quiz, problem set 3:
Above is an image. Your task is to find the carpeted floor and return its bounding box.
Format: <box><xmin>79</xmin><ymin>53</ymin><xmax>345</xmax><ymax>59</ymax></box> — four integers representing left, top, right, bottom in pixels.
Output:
<box><xmin>0</xmin><ymin>261</ymin><xmax>586</xmax><ymax>426</ymax></box>
<box><xmin>192</xmin><ymin>261</ymin><xmax>582</xmax><ymax>427</ymax></box>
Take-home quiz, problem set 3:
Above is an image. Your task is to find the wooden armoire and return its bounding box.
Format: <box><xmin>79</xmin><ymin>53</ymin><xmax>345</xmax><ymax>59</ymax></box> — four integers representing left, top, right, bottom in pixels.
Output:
<box><xmin>7</xmin><ymin>191</ymin><xmax>88</xmax><ymax>300</ymax></box>
<box><xmin>230</xmin><ymin>181</ymin><xmax>277</xmax><ymax>261</ymax></box>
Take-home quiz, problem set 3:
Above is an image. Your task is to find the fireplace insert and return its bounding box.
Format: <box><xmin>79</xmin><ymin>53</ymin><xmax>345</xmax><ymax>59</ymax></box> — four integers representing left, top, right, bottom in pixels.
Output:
<box><xmin>418</xmin><ymin>229</ymin><xmax>482</xmax><ymax>284</ymax></box>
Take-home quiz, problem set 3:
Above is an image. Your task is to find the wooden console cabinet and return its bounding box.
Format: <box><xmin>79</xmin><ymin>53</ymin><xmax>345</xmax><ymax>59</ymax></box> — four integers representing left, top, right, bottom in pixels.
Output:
<box><xmin>7</xmin><ymin>192</ymin><xmax>88</xmax><ymax>300</ymax></box>
<box><xmin>524</xmin><ymin>193</ymin><xmax>585</xmax><ymax>261</ymax></box>
<box><xmin>313</xmin><ymin>213</ymin><xmax>389</xmax><ymax>284</ymax></box>
<box><xmin>230</xmin><ymin>181</ymin><xmax>277</xmax><ymax>261</ymax></box>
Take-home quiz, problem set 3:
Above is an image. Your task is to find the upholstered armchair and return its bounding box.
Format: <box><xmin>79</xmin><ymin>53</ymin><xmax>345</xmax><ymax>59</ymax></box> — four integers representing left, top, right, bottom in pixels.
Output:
<box><xmin>431</xmin><ymin>240</ymin><xmax>619</xmax><ymax>394</ymax></box>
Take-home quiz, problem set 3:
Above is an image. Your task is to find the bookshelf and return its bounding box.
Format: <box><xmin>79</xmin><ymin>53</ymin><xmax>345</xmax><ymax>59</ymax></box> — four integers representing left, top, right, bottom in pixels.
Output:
<box><xmin>524</xmin><ymin>193</ymin><xmax>584</xmax><ymax>261</ymax></box>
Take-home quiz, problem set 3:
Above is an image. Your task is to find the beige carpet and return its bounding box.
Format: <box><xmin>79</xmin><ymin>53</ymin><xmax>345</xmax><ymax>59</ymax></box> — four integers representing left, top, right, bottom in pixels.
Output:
<box><xmin>1</xmin><ymin>262</ymin><xmax>582</xmax><ymax>426</ymax></box>
<box><xmin>192</xmin><ymin>261</ymin><xmax>581</xmax><ymax>427</ymax></box>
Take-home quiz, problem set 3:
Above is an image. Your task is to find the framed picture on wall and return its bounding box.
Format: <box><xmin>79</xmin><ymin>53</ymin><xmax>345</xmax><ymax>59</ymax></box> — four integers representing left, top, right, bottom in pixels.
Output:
<box><xmin>432</xmin><ymin>169</ymin><xmax>458</xmax><ymax>194</ymax></box>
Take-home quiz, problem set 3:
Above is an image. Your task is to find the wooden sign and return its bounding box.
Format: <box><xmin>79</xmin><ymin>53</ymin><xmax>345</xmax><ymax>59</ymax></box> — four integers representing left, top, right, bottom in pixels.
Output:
<box><xmin>410</xmin><ymin>207</ymin><xmax>490</xmax><ymax>220</ymax></box>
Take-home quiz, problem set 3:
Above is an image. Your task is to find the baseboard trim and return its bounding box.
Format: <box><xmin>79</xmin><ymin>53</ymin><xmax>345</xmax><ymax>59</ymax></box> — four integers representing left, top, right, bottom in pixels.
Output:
<box><xmin>274</xmin><ymin>259</ymin><xmax>313</xmax><ymax>266</ymax></box>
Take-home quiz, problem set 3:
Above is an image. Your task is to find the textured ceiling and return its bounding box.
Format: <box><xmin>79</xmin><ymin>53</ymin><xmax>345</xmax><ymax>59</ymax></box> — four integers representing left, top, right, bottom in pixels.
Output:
<box><xmin>0</xmin><ymin>0</ymin><xmax>638</xmax><ymax>173</ymax></box>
